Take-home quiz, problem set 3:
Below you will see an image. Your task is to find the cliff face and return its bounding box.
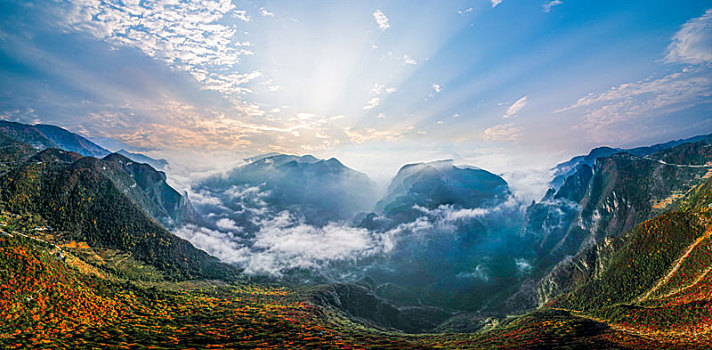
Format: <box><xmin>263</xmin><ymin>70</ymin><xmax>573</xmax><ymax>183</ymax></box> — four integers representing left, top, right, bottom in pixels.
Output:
<box><xmin>501</xmin><ymin>137</ymin><xmax>712</xmax><ymax>314</ymax></box>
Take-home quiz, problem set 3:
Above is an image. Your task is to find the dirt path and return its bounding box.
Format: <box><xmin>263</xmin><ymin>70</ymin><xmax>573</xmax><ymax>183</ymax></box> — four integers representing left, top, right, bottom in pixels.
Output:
<box><xmin>661</xmin><ymin>266</ymin><xmax>712</xmax><ymax>299</ymax></box>
<box><xmin>645</xmin><ymin>157</ymin><xmax>712</xmax><ymax>169</ymax></box>
<box><xmin>638</xmin><ymin>229</ymin><xmax>712</xmax><ymax>302</ymax></box>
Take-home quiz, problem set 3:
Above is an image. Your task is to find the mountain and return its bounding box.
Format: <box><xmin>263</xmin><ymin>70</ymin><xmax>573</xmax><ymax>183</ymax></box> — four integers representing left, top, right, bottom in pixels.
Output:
<box><xmin>117</xmin><ymin>149</ymin><xmax>169</xmax><ymax>170</ymax></box>
<box><xmin>549</xmin><ymin>146</ymin><xmax>621</xmax><ymax>192</ymax></box>
<box><xmin>195</xmin><ymin>153</ymin><xmax>380</xmax><ymax>226</ymax></box>
<box><xmin>503</xmin><ymin>135</ymin><xmax>712</xmax><ymax>313</ymax></box>
<box><xmin>539</xmin><ymin>177</ymin><xmax>712</xmax><ymax>343</ymax></box>
<box><xmin>0</xmin><ymin>132</ymin><xmax>37</xmax><ymax>174</ymax></box>
<box><xmin>2</xmin><ymin>125</ymin><xmax>712</xmax><ymax>348</ymax></box>
<box><xmin>0</xmin><ymin>134</ymin><xmax>234</xmax><ymax>280</ymax></box>
<box><xmin>374</xmin><ymin>160</ymin><xmax>511</xmax><ymax>224</ymax></box>
<box><xmin>102</xmin><ymin>153</ymin><xmax>195</xmax><ymax>228</ymax></box>
<box><xmin>341</xmin><ymin>160</ymin><xmax>525</xmax><ymax>314</ymax></box>
<box><xmin>534</xmin><ymin>137</ymin><xmax>712</xmax><ymax>260</ymax></box>
<box><xmin>548</xmin><ymin>134</ymin><xmax>711</xmax><ymax>192</ymax></box>
<box><xmin>0</xmin><ymin>121</ymin><xmax>110</xmax><ymax>157</ymax></box>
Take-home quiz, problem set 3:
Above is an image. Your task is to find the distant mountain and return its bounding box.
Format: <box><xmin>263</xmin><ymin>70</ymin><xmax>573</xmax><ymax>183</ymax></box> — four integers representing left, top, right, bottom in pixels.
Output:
<box><xmin>0</xmin><ymin>121</ymin><xmax>110</xmax><ymax>157</ymax></box>
<box><xmin>548</xmin><ymin>134</ymin><xmax>712</xmax><ymax>192</ymax></box>
<box><xmin>195</xmin><ymin>153</ymin><xmax>380</xmax><ymax>226</ymax></box>
<box><xmin>549</xmin><ymin>147</ymin><xmax>621</xmax><ymax>192</ymax></box>
<box><xmin>374</xmin><ymin>160</ymin><xmax>511</xmax><ymax>223</ymax></box>
<box><xmin>0</xmin><ymin>121</ymin><xmax>193</xmax><ymax>229</ymax></box>
<box><xmin>531</xmin><ymin>136</ymin><xmax>712</xmax><ymax>261</ymax></box>
<box><xmin>117</xmin><ymin>149</ymin><xmax>169</xmax><ymax>170</ymax></box>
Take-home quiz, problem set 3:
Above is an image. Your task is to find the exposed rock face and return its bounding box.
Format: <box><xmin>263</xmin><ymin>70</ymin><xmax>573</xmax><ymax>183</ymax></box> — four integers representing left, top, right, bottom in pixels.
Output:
<box><xmin>102</xmin><ymin>153</ymin><xmax>197</xmax><ymax>228</ymax></box>
<box><xmin>504</xmin><ymin>137</ymin><xmax>712</xmax><ymax>313</ymax></box>
<box><xmin>536</xmin><ymin>236</ymin><xmax>621</xmax><ymax>306</ymax></box>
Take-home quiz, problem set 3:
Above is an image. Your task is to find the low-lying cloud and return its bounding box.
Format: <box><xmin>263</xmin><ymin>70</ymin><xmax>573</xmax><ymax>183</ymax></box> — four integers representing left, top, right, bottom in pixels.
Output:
<box><xmin>176</xmin><ymin>211</ymin><xmax>383</xmax><ymax>276</ymax></box>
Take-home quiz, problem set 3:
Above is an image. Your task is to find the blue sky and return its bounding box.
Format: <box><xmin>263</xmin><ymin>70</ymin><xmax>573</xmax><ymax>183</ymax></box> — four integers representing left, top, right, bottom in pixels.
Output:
<box><xmin>0</xmin><ymin>0</ymin><xmax>711</xmax><ymax>199</ymax></box>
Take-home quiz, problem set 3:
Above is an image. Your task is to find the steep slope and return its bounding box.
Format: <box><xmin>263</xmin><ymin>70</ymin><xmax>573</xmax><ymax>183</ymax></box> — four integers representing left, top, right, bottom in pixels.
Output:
<box><xmin>530</xmin><ymin>139</ymin><xmax>712</xmax><ymax>261</ymax></box>
<box><xmin>102</xmin><ymin>153</ymin><xmax>196</xmax><ymax>228</ymax></box>
<box><xmin>0</xmin><ymin>148</ymin><xmax>236</xmax><ymax>280</ymax></box>
<box><xmin>549</xmin><ymin>147</ymin><xmax>621</xmax><ymax>192</ymax></box>
<box><xmin>499</xmin><ymin>137</ymin><xmax>712</xmax><ymax>314</ymax></box>
<box><xmin>0</xmin><ymin>124</ymin><xmax>196</xmax><ymax>229</ymax></box>
<box><xmin>0</xmin><ymin>132</ymin><xmax>36</xmax><ymax>175</ymax></box>
<box><xmin>0</xmin><ymin>121</ymin><xmax>110</xmax><ymax>157</ymax></box>
<box><xmin>547</xmin><ymin>205</ymin><xmax>712</xmax><ymax>343</ymax></box>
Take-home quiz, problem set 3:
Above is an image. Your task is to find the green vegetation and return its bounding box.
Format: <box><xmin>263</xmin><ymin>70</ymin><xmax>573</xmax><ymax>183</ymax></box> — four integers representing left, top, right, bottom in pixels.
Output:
<box><xmin>0</xmin><ymin>145</ymin><xmax>237</xmax><ymax>281</ymax></box>
<box><xmin>1</xmin><ymin>125</ymin><xmax>711</xmax><ymax>348</ymax></box>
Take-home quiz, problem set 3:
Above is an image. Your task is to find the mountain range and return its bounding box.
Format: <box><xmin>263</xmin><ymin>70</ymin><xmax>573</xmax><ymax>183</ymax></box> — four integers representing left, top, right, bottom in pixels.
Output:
<box><xmin>1</xmin><ymin>120</ymin><xmax>711</xmax><ymax>348</ymax></box>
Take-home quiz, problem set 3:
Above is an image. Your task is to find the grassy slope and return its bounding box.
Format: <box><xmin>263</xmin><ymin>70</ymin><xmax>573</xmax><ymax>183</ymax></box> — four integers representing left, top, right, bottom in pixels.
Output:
<box><xmin>547</xmin><ymin>177</ymin><xmax>712</xmax><ymax>347</ymax></box>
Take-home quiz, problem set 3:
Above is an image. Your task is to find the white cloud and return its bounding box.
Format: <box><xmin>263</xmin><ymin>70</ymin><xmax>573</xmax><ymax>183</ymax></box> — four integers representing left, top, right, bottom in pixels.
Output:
<box><xmin>402</xmin><ymin>55</ymin><xmax>417</xmax><ymax>65</ymax></box>
<box><xmin>515</xmin><ymin>258</ymin><xmax>533</xmax><ymax>275</ymax></box>
<box><xmin>363</xmin><ymin>97</ymin><xmax>381</xmax><ymax>110</ymax></box>
<box><xmin>216</xmin><ymin>218</ymin><xmax>241</xmax><ymax>232</ymax></box>
<box><xmin>245</xmin><ymin>212</ymin><xmax>378</xmax><ymax>275</ymax></box>
<box><xmin>259</xmin><ymin>8</ymin><xmax>275</xmax><ymax>17</ymax></box>
<box><xmin>174</xmin><ymin>224</ymin><xmax>249</xmax><ymax>264</ymax></box>
<box><xmin>178</xmin><ymin>208</ymin><xmax>390</xmax><ymax>276</ymax></box>
<box><xmin>232</xmin><ymin>10</ymin><xmax>250</xmax><ymax>22</ymax></box>
<box><xmin>543</xmin><ymin>0</ymin><xmax>562</xmax><ymax>12</ymax></box>
<box><xmin>561</xmin><ymin>69</ymin><xmax>712</xmax><ymax>133</ymax></box>
<box><xmin>343</xmin><ymin>126</ymin><xmax>408</xmax><ymax>143</ymax></box>
<box><xmin>60</xmin><ymin>0</ymin><xmax>258</xmax><ymax>102</ymax></box>
<box><xmin>371</xmin><ymin>83</ymin><xmax>397</xmax><ymax>95</ymax></box>
<box><xmin>458</xmin><ymin>8</ymin><xmax>474</xmax><ymax>15</ymax></box>
<box><xmin>483</xmin><ymin>122</ymin><xmax>523</xmax><ymax>142</ymax></box>
<box><xmin>558</xmin><ymin>9</ymin><xmax>712</xmax><ymax>142</ymax></box>
<box><xmin>503</xmin><ymin>96</ymin><xmax>528</xmax><ymax>118</ymax></box>
<box><xmin>665</xmin><ymin>9</ymin><xmax>712</xmax><ymax>64</ymax></box>
<box><xmin>432</xmin><ymin>83</ymin><xmax>442</xmax><ymax>93</ymax></box>
<box><xmin>491</xmin><ymin>0</ymin><xmax>503</xmax><ymax>8</ymax></box>
<box><xmin>457</xmin><ymin>265</ymin><xmax>489</xmax><ymax>281</ymax></box>
<box><xmin>500</xmin><ymin>167</ymin><xmax>554</xmax><ymax>204</ymax></box>
<box><xmin>415</xmin><ymin>205</ymin><xmax>491</xmax><ymax>222</ymax></box>
<box><xmin>373</xmin><ymin>9</ymin><xmax>390</xmax><ymax>31</ymax></box>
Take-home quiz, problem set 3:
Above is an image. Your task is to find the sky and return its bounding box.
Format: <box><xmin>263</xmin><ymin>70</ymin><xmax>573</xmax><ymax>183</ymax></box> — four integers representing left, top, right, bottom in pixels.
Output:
<box><xmin>1</xmin><ymin>0</ymin><xmax>711</xmax><ymax>201</ymax></box>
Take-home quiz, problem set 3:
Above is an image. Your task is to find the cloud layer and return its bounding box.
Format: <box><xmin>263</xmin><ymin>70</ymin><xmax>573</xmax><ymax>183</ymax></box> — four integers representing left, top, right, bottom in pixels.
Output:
<box><xmin>665</xmin><ymin>9</ymin><xmax>712</xmax><ymax>64</ymax></box>
<box><xmin>61</xmin><ymin>0</ymin><xmax>258</xmax><ymax>101</ymax></box>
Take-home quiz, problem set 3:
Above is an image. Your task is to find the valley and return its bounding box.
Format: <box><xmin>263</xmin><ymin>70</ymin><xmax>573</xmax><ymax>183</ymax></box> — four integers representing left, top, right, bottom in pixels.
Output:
<box><xmin>1</xmin><ymin>121</ymin><xmax>711</xmax><ymax>348</ymax></box>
